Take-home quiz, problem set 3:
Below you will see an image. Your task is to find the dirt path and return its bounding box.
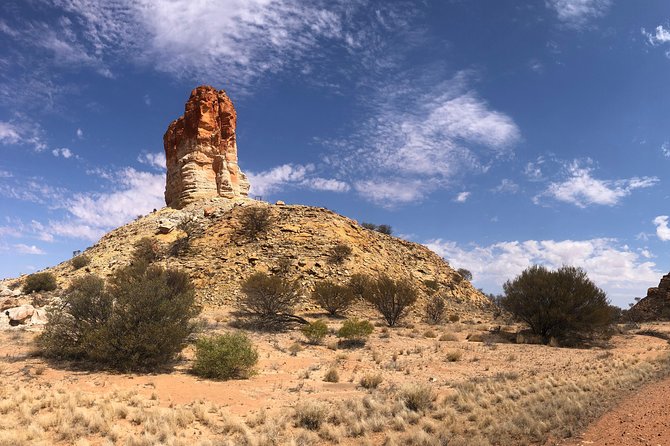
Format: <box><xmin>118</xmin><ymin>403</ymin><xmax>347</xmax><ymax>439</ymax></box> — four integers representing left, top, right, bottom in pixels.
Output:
<box><xmin>563</xmin><ymin>376</ymin><xmax>670</xmax><ymax>446</ymax></box>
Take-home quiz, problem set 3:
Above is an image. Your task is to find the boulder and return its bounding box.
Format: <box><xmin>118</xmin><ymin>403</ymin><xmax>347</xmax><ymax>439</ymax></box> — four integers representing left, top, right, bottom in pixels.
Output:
<box><xmin>4</xmin><ymin>304</ymin><xmax>35</xmax><ymax>325</ymax></box>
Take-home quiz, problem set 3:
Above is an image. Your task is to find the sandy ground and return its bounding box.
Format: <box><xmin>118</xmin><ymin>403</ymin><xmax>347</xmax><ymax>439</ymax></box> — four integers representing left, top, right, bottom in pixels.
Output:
<box><xmin>563</xmin><ymin>376</ymin><xmax>670</xmax><ymax>446</ymax></box>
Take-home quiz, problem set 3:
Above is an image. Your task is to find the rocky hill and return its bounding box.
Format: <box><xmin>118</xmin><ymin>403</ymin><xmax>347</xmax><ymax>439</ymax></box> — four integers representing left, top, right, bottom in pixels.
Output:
<box><xmin>628</xmin><ymin>273</ymin><xmax>670</xmax><ymax>322</ymax></box>
<box><xmin>3</xmin><ymin>85</ymin><xmax>493</xmax><ymax>321</ymax></box>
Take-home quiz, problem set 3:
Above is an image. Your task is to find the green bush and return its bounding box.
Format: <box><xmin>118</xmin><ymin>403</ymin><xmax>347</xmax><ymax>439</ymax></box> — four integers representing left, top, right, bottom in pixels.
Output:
<box><xmin>500</xmin><ymin>265</ymin><xmax>614</xmax><ymax>342</ymax></box>
<box><xmin>23</xmin><ymin>272</ymin><xmax>57</xmax><ymax>293</ymax></box>
<box><xmin>71</xmin><ymin>254</ymin><xmax>91</xmax><ymax>270</ymax></box>
<box><xmin>238</xmin><ymin>206</ymin><xmax>273</xmax><ymax>240</ymax></box>
<box><xmin>312</xmin><ymin>281</ymin><xmax>354</xmax><ymax>316</ymax></box>
<box><xmin>192</xmin><ymin>332</ymin><xmax>258</xmax><ymax>380</ymax></box>
<box><xmin>328</xmin><ymin>244</ymin><xmax>352</xmax><ymax>264</ymax></box>
<box><xmin>360</xmin><ymin>274</ymin><xmax>418</xmax><ymax>327</ymax></box>
<box><xmin>301</xmin><ymin>320</ymin><xmax>329</xmax><ymax>344</ymax></box>
<box><xmin>337</xmin><ymin>318</ymin><xmax>373</xmax><ymax>346</ymax></box>
<box><xmin>239</xmin><ymin>272</ymin><xmax>304</xmax><ymax>326</ymax></box>
<box><xmin>38</xmin><ymin>258</ymin><xmax>199</xmax><ymax>371</ymax></box>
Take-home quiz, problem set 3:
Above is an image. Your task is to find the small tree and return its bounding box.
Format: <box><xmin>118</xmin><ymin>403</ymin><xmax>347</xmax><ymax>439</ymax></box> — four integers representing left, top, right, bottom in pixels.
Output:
<box><xmin>328</xmin><ymin>244</ymin><xmax>352</xmax><ymax>264</ymax></box>
<box><xmin>193</xmin><ymin>333</ymin><xmax>258</xmax><ymax>380</ymax></box>
<box><xmin>424</xmin><ymin>293</ymin><xmax>447</xmax><ymax>324</ymax></box>
<box><xmin>376</xmin><ymin>224</ymin><xmax>392</xmax><ymax>235</ymax></box>
<box><xmin>347</xmin><ymin>273</ymin><xmax>372</xmax><ymax>299</ymax></box>
<box><xmin>312</xmin><ymin>281</ymin><xmax>354</xmax><ymax>316</ymax></box>
<box><xmin>500</xmin><ymin>265</ymin><xmax>614</xmax><ymax>342</ymax></box>
<box><xmin>456</xmin><ymin>268</ymin><xmax>473</xmax><ymax>282</ymax></box>
<box><xmin>23</xmin><ymin>272</ymin><xmax>57</xmax><ymax>294</ymax></box>
<box><xmin>239</xmin><ymin>272</ymin><xmax>305</xmax><ymax>326</ymax></box>
<box><xmin>238</xmin><ymin>206</ymin><xmax>272</xmax><ymax>240</ymax></box>
<box><xmin>361</xmin><ymin>275</ymin><xmax>418</xmax><ymax>327</ymax></box>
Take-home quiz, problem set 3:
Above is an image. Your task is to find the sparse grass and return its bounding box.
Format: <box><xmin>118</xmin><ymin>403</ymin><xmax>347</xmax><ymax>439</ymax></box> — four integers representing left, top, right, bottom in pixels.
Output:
<box><xmin>359</xmin><ymin>374</ymin><xmax>383</xmax><ymax>389</ymax></box>
<box><xmin>439</xmin><ymin>332</ymin><xmax>458</xmax><ymax>342</ymax></box>
<box><xmin>446</xmin><ymin>350</ymin><xmax>463</xmax><ymax>362</ymax></box>
<box><xmin>294</xmin><ymin>402</ymin><xmax>327</xmax><ymax>430</ymax></box>
<box><xmin>324</xmin><ymin>368</ymin><xmax>339</xmax><ymax>383</ymax></box>
<box><xmin>399</xmin><ymin>384</ymin><xmax>434</xmax><ymax>412</ymax></box>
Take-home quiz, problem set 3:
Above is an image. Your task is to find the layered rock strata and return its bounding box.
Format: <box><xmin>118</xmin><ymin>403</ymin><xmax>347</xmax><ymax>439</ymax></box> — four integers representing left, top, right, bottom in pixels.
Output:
<box><xmin>164</xmin><ymin>86</ymin><xmax>250</xmax><ymax>208</ymax></box>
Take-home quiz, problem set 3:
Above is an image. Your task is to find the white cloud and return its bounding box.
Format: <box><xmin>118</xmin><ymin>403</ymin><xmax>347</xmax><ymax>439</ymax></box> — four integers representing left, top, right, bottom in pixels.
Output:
<box><xmin>42</xmin><ymin>0</ymin><xmax>410</xmax><ymax>91</ymax></box>
<box><xmin>455</xmin><ymin>191</ymin><xmax>470</xmax><ymax>203</ymax></box>
<box><xmin>547</xmin><ymin>0</ymin><xmax>612</xmax><ymax>27</ymax></box>
<box><xmin>425</xmin><ymin>237</ymin><xmax>659</xmax><ymax>306</ymax></box>
<box><xmin>0</xmin><ymin>120</ymin><xmax>46</xmax><ymax>151</ymax></box>
<box><xmin>76</xmin><ymin>128</ymin><xmax>84</xmax><ymax>139</ymax></box>
<box><xmin>354</xmin><ymin>179</ymin><xmax>427</xmax><ymax>206</ymax></box>
<box><xmin>642</xmin><ymin>25</ymin><xmax>670</xmax><ymax>45</ymax></box>
<box><xmin>52</xmin><ymin>168</ymin><xmax>165</xmax><ymax>240</ymax></box>
<box><xmin>653</xmin><ymin>216</ymin><xmax>670</xmax><ymax>241</ymax></box>
<box><xmin>327</xmin><ymin>72</ymin><xmax>521</xmax><ymax>205</ymax></box>
<box><xmin>14</xmin><ymin>244</ymin><xmax>45</xmax><ymax>255</ymax></box>
<box><xmin>492</xmin><ymin>179</ymin><xmax>519</xmax><ymax>194</ymax></box>
<box><xmin>537</xmin><ymin>160</ymin><xmax>658</xmax><ymax>207</ymax></box>
<box><xmin>52</xmin><ymin>147</ymin><xmax>74</xmax><ymax>158</ymax></box>
<box><xmin>247</xmin><ymin>163</ymin><xmax>349</xmax><ymax>197</ymax></box>
<box><xmin>137</xmin><ymin>151</ymin><xmax>166</xmax><ymax>170</ymax></box>
<box><xmin>662</xmin><ymin>141</ymin><xmax>670</xmax><ymax>158</ymax></box>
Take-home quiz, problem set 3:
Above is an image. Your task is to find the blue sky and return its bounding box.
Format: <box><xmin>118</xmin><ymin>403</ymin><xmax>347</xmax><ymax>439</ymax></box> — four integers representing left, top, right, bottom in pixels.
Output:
<box><xmin>1</xmin><ymin>0</ymin><xmax>669</xmax><ymax>307</ymax></box>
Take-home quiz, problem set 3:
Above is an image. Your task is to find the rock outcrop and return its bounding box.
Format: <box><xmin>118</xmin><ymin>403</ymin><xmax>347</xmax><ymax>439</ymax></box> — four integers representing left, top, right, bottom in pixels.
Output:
<box><xmin>629</xmin><ymin>273</ymin><xmax>670</xmax><ymax>321</ymax></box>
<box><xmin>164</xmin><ymin>86</ymin><xmax>250</xmax><ymax>209</ymax></box>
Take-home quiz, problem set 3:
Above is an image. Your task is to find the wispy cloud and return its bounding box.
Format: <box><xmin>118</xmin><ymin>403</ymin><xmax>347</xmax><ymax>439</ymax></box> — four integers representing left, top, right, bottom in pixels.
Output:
<box><xmin>492</xmin><ymin>179</ymin><xmax>519</xmax><ymax>194</ymax></box>
<box><xmin>642</xmin><ymin>25</ymin><xmax>670</xmax><ymax>46</ymax></box>
<box><xmin>14</xmin><ymin>244</ymin><xmax>46</xmax><ymax>255</ymax></box>
<box><xmin>426</xmin><ymin>237</ymin><xmax>659</xmax><ymax>306</ymax></box>
<box><xmin>325</xmin><ymin>71</ymin><xmax>521</xmax><ymax>205</ymax></box>
<box><xmin>455</xmin><ymin>191</ymin><xmax>470</xmax><ymax>203</ymax></box>
<box><xmin>535</xmin><ymin>159</ymin><xmax>658</xmax><ymax>207</ymax></box>
<box><xmin>0</xmin><ymin>120</ymin><xmax>47</xmax><ymax>151</ymax></box>
<box><xmin>52</xmin><ymin>148</ymin><xmax>74</xmax><ymax>159</ymax></box>
<box><xmin>247</xmin><ymin>163</ymin><xmax>349</xmax><ymax>197</ymax></box>
<box><xmin>546</xmin><ymin>0</ymin><xmax>612</xmax><ymax>28</ymax></box>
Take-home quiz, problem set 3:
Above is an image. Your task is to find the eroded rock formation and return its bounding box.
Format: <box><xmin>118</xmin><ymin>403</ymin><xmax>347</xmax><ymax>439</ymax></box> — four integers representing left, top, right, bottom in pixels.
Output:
<box><xmin>629</xmin><ymin>273</ymin><xmax>670</xmax><ymax>321</ymax></box>
<box><xmin>164</xmin><ymin>86</ymin><xmax>250</xmax><ymax>208</ymax></box>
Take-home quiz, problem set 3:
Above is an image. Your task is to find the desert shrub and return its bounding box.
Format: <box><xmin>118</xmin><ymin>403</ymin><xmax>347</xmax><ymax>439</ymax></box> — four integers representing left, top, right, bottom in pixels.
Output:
<box><xmin>37</xmin><ymin>275</ymin><xmax>111</xmax><ymax>359</ymax></box>
<box><xmin>71</xmin><ymin>254</ymin><xmax>91</xmax><ymax>270</ymax></box>
<box><xmin>238</xmin><ymin>206</ymin><xmax>272</xmax><ymax>240</ymax></box>
<box><xmin>439</xmin><ymin>332</ymin><xmax>458</xmax><ymax>341</ymax></box>
<box><xmin>500</xmin><ymin>265</ymin><xmax>614</xmax><ymax>342</ymax></box>
<box><xmin>288</xmin><ymin>342</ymin><xmax>302</xmax><ymax>356</ymax></box>
<box><xmin>448</xmin><ymin>314</ymin><xmax>460</xmax><ymax>323</ymax></box>
<box><xmin>312</xmin><ymin>281</ymin><xmax>354</xmax><ymax>316</ymax></box>
<box><xmin>423</xmin><ymin>279</ymin><xmax>440</xmax><ymax>294</ymax></box>
<box><xmin>360</xmin><ymin>374</ymin><xmax>383</xmax><ymax>389</ymax></box>
<box><xmin>456</xmin><ymin>268</ymin><xmax>473</xmax><ymax>281</ymax></box>
<box><xmin>192</xmin><ymin>332</ymin><xmax>258</xmax><ymax>380</ymax></box>
<box><xmin>348</xmin><ymin>273</ymin><xmax>372</xmax><ymax>298</ymax></box>
<box><xmin>323</xmin><ymin>368</ymin><xmax>339</xmax><ymax>383</ymax></box>
<box><xmin>275</xmin><ymin>258</ymin><xmax>293</xmax><ymax>277</ymax></box>
<box><xmin>424</xmin><ymin>329</ymin><xmax>437</xmax><ymax>338</ymax></box>
<box><xmin>337</xmin><ymin>318</ymin><xmax>374</xmax><ymax>346</ymax></box>
<box><xmin>239</xmin><ymin>272</ymin><xmax>305</xmax><ymax>326</ymax></box>
<box><xmin>294</xmin><ymin>402</ymin><xmax>327</xmax><ymax>430</ymax></box>
<box><xmin>329</xmin><ymin>244</ymin><xmax>352</xmax><ymax>264</ymax></box>
<box><xmin>376</xmin><ymin>224</ymin><xmax>392</xmax><ymax>235</ymax></box>
<box><xmin>23</xmin><ymin>272</ymin><xmax>57</xmax><ymax>294</ymax></box>
<box><xmin>360</xmin><ymin>274</ymin><xmax>418</xmax><ymax>327</ymax></box>
<box><xmin>446</xmin><ymin>350</ymin><xmax>462</xmax><ymax>362</ymax></box>
<box><xmin>425</xmin><ymin>293</ymin><xmax>447</xmax><ymax>324</ymax></box>
<box><xmin>38</xmin><ymin>260</ymin><xmax>199</xmax><ymax>371</ymax></box>
<box><xmin>132</xmin><ymin>237</ymin><xmax>161</xmax><ymax>264</ymax></box>
<box><xmin>301</xmin><ymin>320</ymin><xmax>329</xmax><ymax>344</ymax></box>
<box><xmin>360</xmin><ymin>222</ymin><xmax>392</xmax><ymax>235</ymax></box>
<box><xmin>399</xmin><ymin>384</ymin><xmax>434</xmax><ymax>412</ymax></box>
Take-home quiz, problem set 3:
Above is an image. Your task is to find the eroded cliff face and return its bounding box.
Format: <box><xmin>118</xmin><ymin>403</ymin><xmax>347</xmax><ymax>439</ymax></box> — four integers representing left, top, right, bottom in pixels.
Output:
<box><xmin>164</xmin><ymin>86</ymin><xmax>250</xmax><ymax>208</ymax></box>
